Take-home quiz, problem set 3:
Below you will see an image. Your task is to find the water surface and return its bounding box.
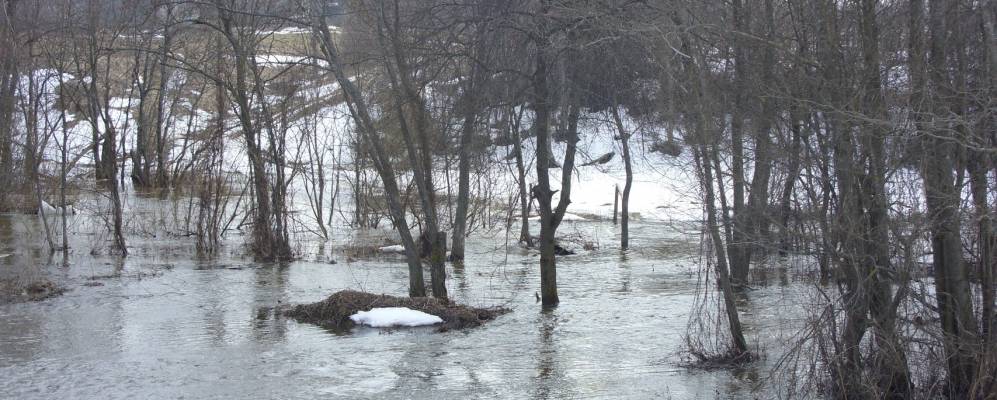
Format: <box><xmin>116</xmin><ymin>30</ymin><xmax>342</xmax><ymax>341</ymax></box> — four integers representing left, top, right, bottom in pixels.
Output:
<box><xmin>0</xmin><ymin>211</ymin><xmax>808</xmax><ymax>399</ymax></box>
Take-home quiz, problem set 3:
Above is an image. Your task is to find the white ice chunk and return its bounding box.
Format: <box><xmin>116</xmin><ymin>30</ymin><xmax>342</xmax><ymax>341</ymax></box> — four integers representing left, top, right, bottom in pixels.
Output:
<box><xmin>528</xmin><ymin>212</ymin><xmax>587</xmax><ymax>221</ymax></box>
<box><xmin>40</xmin><ymin>200</ymin><xmax>58</xmax><ymax>213</ymax></box>
<box><xmin>378</xmin><ymin>245</ymin><xmax>406</xmax><ymax>254</ymax></box>
<box><xmin>349</xmin><ymin>307</ymin><xmax>443</xmax><ymax>328</ymax></box>
<box><xmin>560</xmin><ymin>213</ymin><xmax>587</xmax><ymax>221</ymax></box>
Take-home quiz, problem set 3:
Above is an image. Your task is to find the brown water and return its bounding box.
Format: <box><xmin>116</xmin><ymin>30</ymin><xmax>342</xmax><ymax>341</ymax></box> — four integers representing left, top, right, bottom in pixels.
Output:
<box><xmin>0</xmin><ymin>203</ymin><xmax>809</xmax><ymax>399</ymax></box>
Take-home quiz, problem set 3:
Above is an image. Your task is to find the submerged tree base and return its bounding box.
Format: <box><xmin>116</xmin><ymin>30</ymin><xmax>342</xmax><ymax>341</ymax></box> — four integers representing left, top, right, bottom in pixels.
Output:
<box><xmin>682</xmin><ymin>331</ymin><xmax>755</xmax><ymax>370</ymax></box>
<box><xmin>285</xmin><ymin>290</ymin><xmax>509</xmax><ymax>332</ymax></box>
<box><xmin>682</xmin><ymin>348</ymin><xmax>754</xmax><ymax>370</ymax></box>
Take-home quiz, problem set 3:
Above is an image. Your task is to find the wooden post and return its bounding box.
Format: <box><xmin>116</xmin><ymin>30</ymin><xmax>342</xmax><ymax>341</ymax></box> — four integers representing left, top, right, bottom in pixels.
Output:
<box><xmin>613</xmin><ymin>184</ymin><xmax>619</xmax><ymax>225</ymax></box>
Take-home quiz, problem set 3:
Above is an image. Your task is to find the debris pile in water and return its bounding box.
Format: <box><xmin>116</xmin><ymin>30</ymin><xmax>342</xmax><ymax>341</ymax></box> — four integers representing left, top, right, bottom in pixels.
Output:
<box><xmin>285</xmin><ymin>290</ymin><xmax>509</xmax><ymax>332</ymax></box>
<box><xmin>0</xmin><ymin>279</ymin><xmax>67</xmax><ymax>304</ymax></box>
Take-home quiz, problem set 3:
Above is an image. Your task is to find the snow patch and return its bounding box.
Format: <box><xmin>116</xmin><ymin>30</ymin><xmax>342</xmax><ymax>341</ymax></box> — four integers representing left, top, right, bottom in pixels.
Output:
<box><xmin>39</xmin><ymin>201</ymin><xmax>58</xmax><ymax>213</ymax></box>
<box><xmin>254</xmin><ymin>54</ymin><xmax>328</xmax><ymax>68</ymax></box>
<box><xmin>528</xmin><ymin>212</ymin><xmax>587</xmax><ymax>221</ymax></box>
<box><xmin>378</xmin><ymin>245</ymin><xmax>406</xmax><ymax>254</ymax></box>
<box><xmin>349</xmin><ymin>307</ymin><xmax>443</xmax><ymax>327</ymax></box>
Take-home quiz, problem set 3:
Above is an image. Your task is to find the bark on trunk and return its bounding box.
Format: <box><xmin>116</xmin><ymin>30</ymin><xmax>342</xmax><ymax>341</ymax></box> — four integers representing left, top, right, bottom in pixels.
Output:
<box><xmin>451</xmin><ymin>109</ymin><xmax>475</xmax><ymax>263</ymax></box>
<box><xmin>858</xmin><ymin>0</ymin><xmax>910</xmax><ymax>395</ymax></box>
<box><xmin>0</xmin><ymin>0</ymin><xmax>17</xmax><ymax>205</ymax></box>
<box><xmin>533</xmin><ymin>40</ymin><xmax>559</xmax><ymax>307</ymax></box>
<box><xmin>694</xmin><ymin>144</ymin><xmax>749</xmax><ymax>356</ymax></box>
<box><xmin>727</xmin><ymin>0</ymin><xmax>749</xmax><ymax>284</ymax></box>
<box><xmin>154</xmin><ymin>19</ymin><xmax>173</xmax><ymax>188</ymax></box>
<box><xmin>531</xmin><ymin>24</ymin><xmax>580</xmax><ymax>307</ymax></box>
<box><xmin>106</xmin><ymin>125</ymin><xmax>127</xmax><ymax>256</ymax></box>
<box><xmin>512</xmin><ymin>108</ymin><xmax>532</xmax><ymax>246</ymax></box>
<box><xmin>430</xmin><ymin>232</ymin><xmax>447</xmax><ymax>298</ymax></box>
<box><xmin>777</xmin><ymin>116</ymin><xmax>801</xmax><ymax>255</ymax></box>
<box><xmin>915</xmin><ymin>0</ymin><xmax>980</xmax><ymax>394</ymax></box>
<box><xmin>611</xmin><ymin>106</ymin><xmax>632</xmax><ymax>251</ymax></box>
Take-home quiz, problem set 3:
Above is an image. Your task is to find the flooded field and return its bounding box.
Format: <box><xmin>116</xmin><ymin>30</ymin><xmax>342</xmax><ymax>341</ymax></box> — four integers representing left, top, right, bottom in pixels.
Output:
<box><xmin>0</xmin><ymin>203</ymin><xmax>812</xmax><ymax>399</ymax></box>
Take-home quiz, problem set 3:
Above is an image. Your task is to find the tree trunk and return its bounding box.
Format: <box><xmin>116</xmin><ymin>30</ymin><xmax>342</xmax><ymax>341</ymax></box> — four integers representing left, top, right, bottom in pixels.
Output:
<box><xmin>375</xmin><ymin>4</ymin><xmax>447</xmax><ymax>296</ymax></box>
<box><xmin>533</xmin><ymin>38</ymin><xmax>559</xmax><ymax>307</ymax></box>
<box><xmin>531</xmin><ymin>21</ymin><xmax>581</xmax><ymax>307</ymax></box>
<box><xmin>858</xmin><ymin>0</ymin><xmax>910</xmax><ymax>395</ymax></box>
<box><xmin>154</xmin><ymin>14</ymin><xmax>173</xmax><ymax>188</ymax></box>
<box><xmin>511</xmin><ymin>108</ymin><xmax>532</xmax><ymax>246</ymax></box>
<box><xmin>968</xmin><ymin>137</ymin><xmax>994</xmax><ymax>341</ymax></box>
<box><xmin>99</xmin><ymin>121</ymin><xmax>117</xmax><ymax>184</ymax></box>
<box><xmin>611</xmin><ymin>106</ymin><xmax>632</xmax><ymax>251</ymax></box>
<box><xmin>312</xmin><ymin>19</ymin><xmax>426</xmax><ymax>297</ymax></box>
<box><xmin>734</xmin><ymin>0</ymin><xmax>776</xmax><ymax>284</ymax></box>
<box><xmin>916</xmin><ymin>0</ymin><xmax>980</xmax><ymax>394</ymax></box>
<box><xmin>777</xmin><ymin>115</ymin><xmax>802</xmax><ymax>255</ymax></box>
<box><xmin>106</xmin><ymin>125</ymin><xmax>127</xmax><ymax>256</ymax></box>
<box><xmin>817</xmin><ymin>0</ymin><xmax>871</xmax><ymax>392</ymax></box>
<box><xmin>131</xmin><ymin>76</ymin><xmax>151</xmax><ymax>187</ymax></box>
<box><xmin>972</xmin><ymin>0</ymin><xmax>996</xmax><ymax>346</ymax></box>
<box><xmin>673</xmin><ymin>7</ymin><xmax>749</xmax><ymax>356</ymax></box>
<box><xmin>695</xmin><ymin>143</ymin><xmax>749</xmax><ymax>356</ymax></box>
<box><xmin>450</xmin><ymin>88</ymin><xmax>478</xmax><ymax>263</ymax></box>
<box><xmin>727</xmin><ymin>0</ymin><xmax>749</xmax><ymax>284</ymax></box>
<box><xmin>430</xmin><ymin>231</ymin><xmax>447</xmax><ymax>298</ymax></box>
<box><xmin>0</xmin><ymin>0</ymin><xmax>17</xmax><ymax>207</ymax></box>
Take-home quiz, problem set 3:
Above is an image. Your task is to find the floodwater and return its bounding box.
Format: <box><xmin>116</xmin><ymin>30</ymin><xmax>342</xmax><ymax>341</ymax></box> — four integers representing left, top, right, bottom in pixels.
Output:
<box><xmin>0</xmin><ymin>197</ymin><xmax>811</xmax><ymax>399</ymax></box>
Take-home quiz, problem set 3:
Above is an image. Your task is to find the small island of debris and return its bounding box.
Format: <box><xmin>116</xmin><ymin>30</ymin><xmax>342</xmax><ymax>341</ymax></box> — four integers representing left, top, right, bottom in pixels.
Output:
<box><xmin>285</xmin><ymin>290</ymin><xmax>509</xmax><ymax>332</ymax></box>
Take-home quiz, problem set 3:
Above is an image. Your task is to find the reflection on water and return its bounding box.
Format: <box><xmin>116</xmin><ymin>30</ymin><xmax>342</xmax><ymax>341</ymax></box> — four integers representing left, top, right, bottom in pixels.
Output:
<box><xmin>534</xmin><ymin>310</ymin><xmax>566</xmax><ymax>400</ymax></box>
<box><xmin>0</xmin><ymin>210</ymin><xmax>808</xmax><ymax>399</ymax></box>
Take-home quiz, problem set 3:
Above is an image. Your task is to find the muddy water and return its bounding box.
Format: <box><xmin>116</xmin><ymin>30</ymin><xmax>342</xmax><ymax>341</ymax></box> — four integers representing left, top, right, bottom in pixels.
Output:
<box><xmin>0</xmin><ymin>210</ymin><xmax>809</xmax><ymax>399</ymax></box>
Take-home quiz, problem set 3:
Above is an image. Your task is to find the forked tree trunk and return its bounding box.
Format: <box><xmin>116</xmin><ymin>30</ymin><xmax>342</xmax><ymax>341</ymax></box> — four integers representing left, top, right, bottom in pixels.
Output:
<box><xmin>511</xmin><ymin>108</ymin><xmax>532</xmax><ymax>246</ymax></box>
<box><xmin>533</xmin><ymin>41</ymin><xmax>559</xmax><ymax>307</ymax></box>
<box><xmin>376</xmin><ymin>5</ymin><xmax>447</xmax><ymax>298</ymax></box>
<box><xmin>531</xmin><ymin>24</ymin><xmax>580</xmax><ymax>307</ymax></box>
<box><xmin>611</xmin><ymin>106</ymin><xmax>632</xmax><ymax>251</ymax></box>
<box><xmin>450</xmin><ymin>95</ymin><xmax>477</xmax><ymax>263</ymax></box>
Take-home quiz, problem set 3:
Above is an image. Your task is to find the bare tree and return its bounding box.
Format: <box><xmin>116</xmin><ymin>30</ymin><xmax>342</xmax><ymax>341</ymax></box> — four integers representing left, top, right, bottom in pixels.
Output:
<box><xmin>185</xmin><ymin>0</ymin><xmax>294</xmax><ymax>261</ymax></box>
<box><xmin>308</xmin><ymin>6</ymin><xmax>427</xmax><ymax>297</ymax></box>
